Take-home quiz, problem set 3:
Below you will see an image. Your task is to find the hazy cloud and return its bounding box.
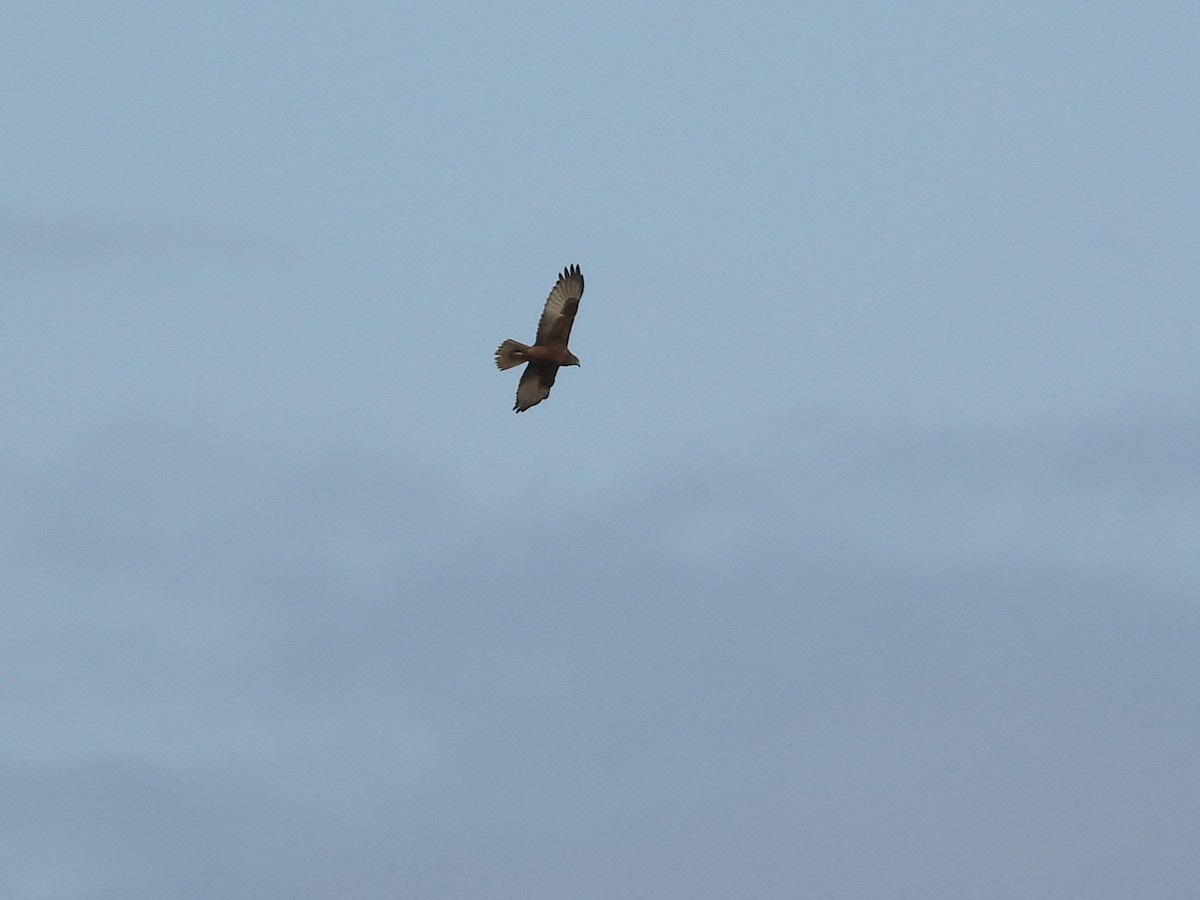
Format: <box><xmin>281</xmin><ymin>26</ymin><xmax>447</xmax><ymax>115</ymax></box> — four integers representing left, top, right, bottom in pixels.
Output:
<box><xmin>0</xmin><ymin>207</ymin><xmax>278</xmax><ymax>266</ymax></box>
<box><xmin>4</xmin><ymin>410</ymin><xmax>1197</xmax><ymax>898</ymax></box>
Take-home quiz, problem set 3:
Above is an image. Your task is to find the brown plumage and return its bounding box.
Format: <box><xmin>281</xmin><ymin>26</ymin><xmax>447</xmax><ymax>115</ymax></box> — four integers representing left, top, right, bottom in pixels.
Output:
<box><xmin>495</xmin><ymin>264</ymin><xmax>584</xmax><ymax>412</ymax></box>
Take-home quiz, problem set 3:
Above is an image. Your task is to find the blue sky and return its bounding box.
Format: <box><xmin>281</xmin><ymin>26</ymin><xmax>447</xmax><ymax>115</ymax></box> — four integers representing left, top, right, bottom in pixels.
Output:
<box><xmin>3</xmin><ymin>2</ymin><xmax>1199</xmax><ymax>897</ymax></box>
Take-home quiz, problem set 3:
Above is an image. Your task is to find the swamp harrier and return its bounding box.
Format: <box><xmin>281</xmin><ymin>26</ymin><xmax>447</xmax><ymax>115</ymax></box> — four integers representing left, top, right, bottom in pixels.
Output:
<box><xmin>495</xmin><ymin>264</ymin><xmax>584</xmax><ymax>412</ymax></box>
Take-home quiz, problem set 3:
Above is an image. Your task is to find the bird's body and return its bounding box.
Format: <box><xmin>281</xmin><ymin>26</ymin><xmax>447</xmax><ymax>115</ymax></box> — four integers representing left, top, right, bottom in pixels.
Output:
<box><xmin>495</xmin><ymin>264</ymin><xmax>584</xmax><ymax>412</ymax></box>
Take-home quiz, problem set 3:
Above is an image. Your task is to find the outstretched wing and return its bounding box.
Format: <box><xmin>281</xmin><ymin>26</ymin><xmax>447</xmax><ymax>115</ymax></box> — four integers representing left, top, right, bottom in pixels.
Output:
<box><xmin>514</xmin><ymin>362</ymin><xmax>559</xmax><ymax>412</ymax></box>
<box><xmin>535</xmin><ymin>264</ymin><xmax>584</xmax><ymax>347</ymax></box>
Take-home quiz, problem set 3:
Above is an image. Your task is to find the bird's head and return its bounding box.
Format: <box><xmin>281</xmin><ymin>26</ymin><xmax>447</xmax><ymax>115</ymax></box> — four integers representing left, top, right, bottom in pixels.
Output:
<box><xmin>566</xmin><ymin>352</ymin><xmax>581</xmax><ymax>367</ymax></box>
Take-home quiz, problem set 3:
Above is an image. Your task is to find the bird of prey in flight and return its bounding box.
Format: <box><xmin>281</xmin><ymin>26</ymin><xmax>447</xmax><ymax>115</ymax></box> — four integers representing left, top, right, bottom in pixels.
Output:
<box><xmin>494</xmin><ymin>264</ymin><xmax>584</xmax><ymax>412</ymax></box>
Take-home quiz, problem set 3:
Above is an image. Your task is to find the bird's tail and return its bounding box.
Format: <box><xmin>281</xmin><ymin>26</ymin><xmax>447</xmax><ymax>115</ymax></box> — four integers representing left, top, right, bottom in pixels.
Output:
<box><xmin>495</xmin><ymin>339</ymin><xmax>530</xmax><ymax>370</ymax></box>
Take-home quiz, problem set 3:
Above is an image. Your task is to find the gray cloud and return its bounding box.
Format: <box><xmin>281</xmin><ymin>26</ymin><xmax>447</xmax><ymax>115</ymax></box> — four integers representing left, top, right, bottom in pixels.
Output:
<box><xmin>0</xmin><ymin>207</ymin><xmax>278</xmax><ymax>266</ymax></box>
<box><xmin>3</xmin><ymin>410</ymin><xmax>1198</xmax><ymax>898</ymax></box>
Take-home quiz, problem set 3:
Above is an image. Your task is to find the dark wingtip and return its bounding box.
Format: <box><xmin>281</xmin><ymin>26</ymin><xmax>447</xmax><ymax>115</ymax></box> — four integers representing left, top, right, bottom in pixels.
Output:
<box><xmin>562</xmin><ymin>263</ymin><xmax>583</xmax><ymax>289</ymax></box>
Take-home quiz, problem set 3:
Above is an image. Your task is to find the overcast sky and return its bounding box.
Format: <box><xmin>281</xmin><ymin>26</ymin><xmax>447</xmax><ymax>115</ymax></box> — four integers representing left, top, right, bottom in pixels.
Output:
<box><xmin>3</xmin><ymin>2</ymin><xmax>1199</xmax><ymax>898</ymax></box>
